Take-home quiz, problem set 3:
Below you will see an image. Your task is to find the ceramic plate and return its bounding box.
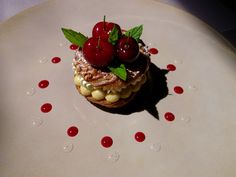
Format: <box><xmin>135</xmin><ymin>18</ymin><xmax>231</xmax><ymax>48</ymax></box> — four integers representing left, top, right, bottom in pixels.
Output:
<box><xmin>0</xmin><ymin>0</ymin><xmax>236</xmax><ymax>176</ymax></box>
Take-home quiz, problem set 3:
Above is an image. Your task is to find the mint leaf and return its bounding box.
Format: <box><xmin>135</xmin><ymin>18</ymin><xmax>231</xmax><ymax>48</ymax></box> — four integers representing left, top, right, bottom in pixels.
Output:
<box><xmin>108</xmin><ymin>26</ymin><xmax>119</xmax><ymax>45</ymax></box>
<box><xmin>125</xmin><ymin>25</ymin><xmax>143</xmax><ymax>41</ymax></box>
<box><xmin>61</xmin><ymin>28</ymin><xmax>88</xmax><ymax>48</ymax></box>
<box><xmin>108</xmin><ymin>64</ymin><xmax>127</xmax><ymax>81</ymax></box>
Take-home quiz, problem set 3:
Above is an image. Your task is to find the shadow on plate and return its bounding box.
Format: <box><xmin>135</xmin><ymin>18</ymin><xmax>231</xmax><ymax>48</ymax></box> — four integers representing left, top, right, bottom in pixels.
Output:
<box><xmin>93</xmin><ymin>63</ymin><xmax>169</xmax><ymax>120</ymax></box>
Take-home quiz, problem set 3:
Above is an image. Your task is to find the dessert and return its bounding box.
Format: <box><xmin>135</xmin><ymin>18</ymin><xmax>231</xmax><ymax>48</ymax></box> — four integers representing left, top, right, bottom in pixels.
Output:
<box><xmin>62</xmin><ymin>17</ymin><xmax>151</xmax><ymax>108</ymax></box>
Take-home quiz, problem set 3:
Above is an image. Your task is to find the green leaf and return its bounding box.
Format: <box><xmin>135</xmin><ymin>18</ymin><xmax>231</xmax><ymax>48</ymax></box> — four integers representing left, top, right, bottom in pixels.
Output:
<box><xmin>108</xmin><ymin>26</ymin><xmax>119</xmax><ymax>45</ymax></box>
<box><xmin>125</xmin><ymin>25</ymin><xmax>143</xmax><ymax>41</ymax></box>
<box><xmin>61</xmin><ymin>28</ymin><xmax>88</xmax><ymax>48</ymax></box>
<box><xmin>108</xmin><ymin>64</ymin><xmax>127</xmax><ymax>81</ymax></box>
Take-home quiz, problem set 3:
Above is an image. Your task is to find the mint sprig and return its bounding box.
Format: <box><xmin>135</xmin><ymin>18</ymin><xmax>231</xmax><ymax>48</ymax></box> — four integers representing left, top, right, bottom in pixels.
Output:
<box><xmin>108</xmin><ymin>26</ymin><xmax>119</xmax><ymax>45</ymax></box>
<box><xmin>61</xmin><ymin>28</ymin><xmax>88</xmax><ymax>48</ymax></box>
<box><xmin>108</xmin><ymin>64</ymin><xmax>127</xmax><ymax>81</ymax></box>
<box><xmin>125</xmin><ymin>25</ymin><xmax>143</xmax><ymax>41</ymax></box>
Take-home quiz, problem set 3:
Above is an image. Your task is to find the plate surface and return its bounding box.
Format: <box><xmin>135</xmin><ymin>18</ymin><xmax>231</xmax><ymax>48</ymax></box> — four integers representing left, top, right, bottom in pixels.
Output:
<box><xmin>0</xmin><ymin>0</ymin><xmax>236</xmax><ymax>177</ymax></box>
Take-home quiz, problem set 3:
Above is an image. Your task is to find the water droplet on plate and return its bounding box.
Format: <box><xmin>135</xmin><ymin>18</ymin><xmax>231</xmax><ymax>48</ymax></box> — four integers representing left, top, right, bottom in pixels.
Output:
<box><xmin>32</xmin><ymin>117</ymin><xmax>43</xmax><ymax>127</ymax></box>
<box><xmin>63</xmin><ymin>143</ymin><xmax>74</xmax><ymax>153</ymax></box>
<box><xmin>26</xmin><ymin>87</ymin><xmax>36</xmax><ymax>96</ymax></box>
<box><xmin>39</xmin><ymin>57</ymin><xmax>48</xmax><ymax>64</ymax></box>
<box><xmin>150</xmin><ymin>142</ymin><xmax>161</xmax><ymax>152</ymax></box>
<box><xmin>107</xmin><ymin>151</ymin><xmax>120</xmax><ymax>162</ymax></box>
<box><xmin>174</xmin><ymin>59</ymin><xmax>183</xmax><ymax>64</ymax></box>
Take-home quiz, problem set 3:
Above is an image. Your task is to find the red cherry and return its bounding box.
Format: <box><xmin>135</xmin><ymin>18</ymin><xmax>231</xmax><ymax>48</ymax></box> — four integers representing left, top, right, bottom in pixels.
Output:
<box><xmin>92</xmin><ymin>22</ymin><xmax>122</xmax><ymax>40</ymax></box>
<box><xmin>116</xmin><ymin>36</ymin><xmax>139</xmax><ymax>63</ymax></box>
<box><xmin>82</xmin><ymin>37</ymin><xmax>115</xmax><ymax>67</ymax></box>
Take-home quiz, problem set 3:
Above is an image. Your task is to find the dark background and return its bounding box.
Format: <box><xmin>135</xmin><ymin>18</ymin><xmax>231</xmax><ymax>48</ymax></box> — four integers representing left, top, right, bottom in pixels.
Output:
<box><xmin>175</xmin><ymin>0</ymin><xmax>236</xmax><ymax>47</ymax></box>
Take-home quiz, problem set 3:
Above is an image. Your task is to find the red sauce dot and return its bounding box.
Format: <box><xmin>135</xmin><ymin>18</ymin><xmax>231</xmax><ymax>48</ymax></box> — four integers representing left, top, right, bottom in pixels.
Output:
<box><xmin>101</xmin><ymin>136</ymin><xmax>113</xmax><ymax>148</ymax></box>
<box><xmin>67</xmin><ymin>126</ymin><xmax>79</xmax><ymax>137</ymax></box>
<box><xmin>51</xmin><ymin>57</ymin><xmax>61</xmax><ymax>64</ymax></box>
<box><xmin>40</xmin><ymin>103</ymin><xmax>52</xmax><ymax>113</ymax></box>
<box><xmin>38</xmin><ymin>80</ymin><xmax>49</xmax><ymax>89</ymax></box>
<box><xmin>70</xmin><ymin>44</ymin><xmax>79</xmax><ymax>50</ymax></box>
<box><xmin>174</xmin><ymin>86</ymin><xmax>184</xmax><ymax>94</ymax></box>
<box><xmin>148</xmin><ymin>48</ymin><xmax>158</xmax><ymax>55</ymax></box>
<box><xmin>164</xmin><ymin>112</ymin><xmax>175</xmax><ymax>121</ymax></box>
<box><xmin>135</xmin><ymin>132</ymin><xmax>146</xmax><ymax>142</ymax></box>
<box><xmin>167</xmin><ymin>64</ymin><xmax>176</xmax><ymax>71</ymax></box>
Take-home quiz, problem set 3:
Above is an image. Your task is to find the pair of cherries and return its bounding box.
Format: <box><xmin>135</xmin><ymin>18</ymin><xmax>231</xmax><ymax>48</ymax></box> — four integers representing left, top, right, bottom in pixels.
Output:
<box><xmin>82</xmin><ymin>20</ymin><xmax>139</xmax><ymax>68</ymax></box>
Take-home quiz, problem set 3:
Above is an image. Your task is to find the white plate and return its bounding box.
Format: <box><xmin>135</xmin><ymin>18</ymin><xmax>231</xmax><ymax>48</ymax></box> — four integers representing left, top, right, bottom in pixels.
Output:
<box><xmin>1</xmin><ymin>0</ymin><xmax>236</xmax><ymax>176</ymax></box>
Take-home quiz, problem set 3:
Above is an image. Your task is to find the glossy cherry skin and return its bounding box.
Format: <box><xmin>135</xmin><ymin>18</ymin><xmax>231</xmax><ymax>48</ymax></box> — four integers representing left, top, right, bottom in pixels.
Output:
<box><xmin>82</xmin><ymin>37</ymin><xmax>115</xmax><ymax>67</ymax></box>
<box><xmin>92</xmin><ymin>22</ymin><xmax>122</xmax><ymax>40</ymax></box>
<box><xmin>116</xmin><ymin>36</ymin><xmax>139</xmax><ymax>63</ymax></box>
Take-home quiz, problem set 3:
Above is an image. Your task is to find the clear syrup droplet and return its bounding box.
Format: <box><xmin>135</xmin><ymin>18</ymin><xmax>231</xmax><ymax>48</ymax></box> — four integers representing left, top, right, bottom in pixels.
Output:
<box><xmin>180</xmin><ymin>115</ymin><xmax>191</xmax><ymax>123</ymax></box>
<box><xmin>73</xmin><ymin>101</ymin><xmax>90</xmax><ymax>123</ymax></box>
<box><xmin>107</xmin><ymin>151</ymin><xmax>120</xmax><ymax>162</ymax></box>
<box><xmin>63</xmin><ymin>143</ymin><xmax>74</xmax><ymax>153</ymax></box>
<box><xmin>59</xmin><ymin>43</ymin><xmax>64</xmax><ymax>47</ymax></box>
<box><xmin>174</xmin><ymin>59</ymin><xmax>183</xmax><ymax>64</ymax></box>
<box><xmin>39</xmin><ymin>57</ymin><xmax>48</xmax><ymax>64</ymax></box>
<box><xmin>73</xmin><ymin>102</ymin><xmax>80</xmax><ymax>112</ymax></box>
<box><xmin>26</xmin><ymin>87</ymin><xmax>36</xmax><ymax>96</ymax></box>
<box><xmin>150</xmin><ymin>143</ymin><xmax>161</xmax><ymax>152</ymax></box>
<box><xmin>32</xmin><ymin>117</ymin><xmax>43</xmax><ymax>127</ymax></box>
<box><xmin>188</xmin><ymin>85</ymin><xmax>198</xmax><ymax>91</ymax></box>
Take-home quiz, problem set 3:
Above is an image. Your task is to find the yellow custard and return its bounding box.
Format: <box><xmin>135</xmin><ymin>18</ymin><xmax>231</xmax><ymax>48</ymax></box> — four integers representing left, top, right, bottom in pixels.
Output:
<box><xmin>74</xmin><ymin>73</ymin><xmax>147</xmax><ymax>103</ymax></box>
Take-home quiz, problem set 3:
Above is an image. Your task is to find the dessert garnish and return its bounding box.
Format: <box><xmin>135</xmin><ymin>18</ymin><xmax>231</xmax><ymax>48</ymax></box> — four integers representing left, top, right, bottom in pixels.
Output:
<box><xmin>61</xmin><ymin>16</ymin><xmax>150</xmax><ymax>108</ymax></box>
<box><xmin>92</xmin><ymin>16</ymin><xmax>122</xmax><ymax>41</ymax></box>
<box><xmin>62</xmin><ymin>16</ymin><xmax>143</xmax><ymax>81</ymax></box>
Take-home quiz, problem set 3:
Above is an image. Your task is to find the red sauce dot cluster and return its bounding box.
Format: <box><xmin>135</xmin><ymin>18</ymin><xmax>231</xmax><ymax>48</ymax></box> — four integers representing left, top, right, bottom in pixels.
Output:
<box><xmin>39</xmin><ymin>57</ymin><xmax>59</xmax><ymax>115</ymax></box>
<box><xmin>37</xmin><ymin>37</ymin><xmax>186</xmax><ymax>150</ymax></box>
<box><xmin>164</xmin><ymin>62</ymin><xmax>184</xmax><ymax>121</ymax></box>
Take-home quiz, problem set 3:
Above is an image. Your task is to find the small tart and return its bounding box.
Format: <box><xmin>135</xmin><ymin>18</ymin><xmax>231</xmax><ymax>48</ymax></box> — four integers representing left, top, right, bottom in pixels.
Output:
<box><xmin>73</xmin><ymin>47</ymin><xmax>150</xmax><ymax>108</ymax></box>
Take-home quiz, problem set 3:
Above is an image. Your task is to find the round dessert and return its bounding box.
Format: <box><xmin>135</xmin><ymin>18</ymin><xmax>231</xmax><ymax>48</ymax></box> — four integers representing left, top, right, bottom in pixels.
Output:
<box><xmin>73</xmin><ymin>48</ymin><xmax>150</xmax><ymax>108</ymax></box>
<box><xmin>62</xmin><ymin>18</ymin><xmax>151</xmax><ymax>108</ymax></box>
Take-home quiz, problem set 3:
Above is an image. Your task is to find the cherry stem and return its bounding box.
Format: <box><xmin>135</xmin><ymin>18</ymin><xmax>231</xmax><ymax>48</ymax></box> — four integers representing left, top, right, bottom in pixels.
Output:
<box><xmin>103</xmin><ymin>15</ymin><xmax>106</xmax><ymax>30</ymax></box>
<box><xmin>125</xmin><ymin>35</ymin><xmax>130</xmax><ymax>44</ymax></box>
